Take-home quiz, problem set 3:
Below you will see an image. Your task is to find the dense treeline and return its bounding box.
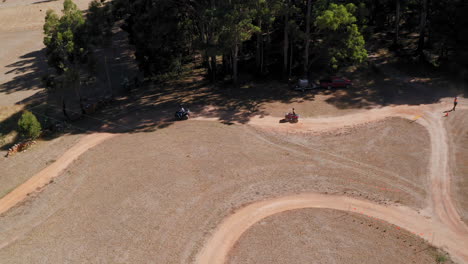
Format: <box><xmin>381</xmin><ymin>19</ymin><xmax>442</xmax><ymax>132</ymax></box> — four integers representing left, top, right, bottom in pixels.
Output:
<box><xmin>111</xmin><ymin>0</ymin><xmax>468</xmax><ymax>83</ymax></box>
<box><xmin>45</xmin><ymin>0</ymin><xmax>468</xmax><ymax>87</ymax></box>
<box><xmin>113</xmin><ymin>0</ymin><xmax>368</xmax><ymax>82</ymax></box>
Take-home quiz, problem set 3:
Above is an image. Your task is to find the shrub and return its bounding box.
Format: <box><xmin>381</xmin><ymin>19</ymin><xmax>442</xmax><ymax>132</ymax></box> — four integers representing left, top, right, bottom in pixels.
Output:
<box><xmin>436</xmin><ymin>254</ymin><xmax>448</xmax><ymax>263</ymax></box>
<box><xmin>17</xmin><ymin>111</ymin><xmax>42</xmax><ymax>139</ymax></box>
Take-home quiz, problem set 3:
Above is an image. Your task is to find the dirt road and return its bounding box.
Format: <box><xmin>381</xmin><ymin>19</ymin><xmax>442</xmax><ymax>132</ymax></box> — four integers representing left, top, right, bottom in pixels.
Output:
<box><xmin>197</xmin><ymin>193</ymin><xmax>468</xmax><ymax>264</ymax></box>
<box><xmin>197</xmin><ymin>103</ymin><xmax>468</xmax><ymax>264</ymax></box>
<box><xmin>0</xmin><ymin>102</ymin><xmax>466</xmax><ymax>263</ymax></box>
<box><xmin>0</xmin><ymin>133</ymin><xmax>116</xmax><ymax>216</ymax></box>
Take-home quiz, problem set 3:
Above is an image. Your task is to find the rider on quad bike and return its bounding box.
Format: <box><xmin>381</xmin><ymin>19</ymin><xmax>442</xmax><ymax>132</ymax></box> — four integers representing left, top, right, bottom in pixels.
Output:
<box><xmin>175</xmin><ymin>105</ymin><xmax>190</xmax><ymax>120</ymax></box>
<box><xmin>285</xmin><ymin>108</ymin><xmax>299</xmax><ymax>123</ymax></box>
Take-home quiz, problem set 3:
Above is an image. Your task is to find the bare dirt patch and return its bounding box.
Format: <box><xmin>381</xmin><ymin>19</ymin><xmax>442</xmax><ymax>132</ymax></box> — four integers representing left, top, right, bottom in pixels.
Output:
<box><xmin>0</xmin><ymin>116</ymin><xmax>433</xmax><ymax>263</ymax></box>
<box><xmin>0</xmin><ymin>0</ymin><xmax>94</xmax><ymax>106</ymax></box>
<box><xmin>0</xmin><ymin>134</ymin><xmax>82</xmax><ymax>198</ymax></box>
<box><xmin>251</xmin><ymin>116</ymin><xmax>431</xmax><ymax>208</ymax></box>
<box><xmin>445</xmin><ymin>109</ymin><xmax>468</xmax><ymax>225</ymax></box>
<box><xmin>260</xmin><ymin>92</ymin><xmax>369</xmax><ymax>118</ymax></box>
<box><xmin>228</xmin><ymin>208</ymin><xmax>453</xmax><ymax>264</ymax></box>
<box><xmin>0</xmin><ymin>0</ymin><xmax>92</xmax><ymax>33</ymax></box>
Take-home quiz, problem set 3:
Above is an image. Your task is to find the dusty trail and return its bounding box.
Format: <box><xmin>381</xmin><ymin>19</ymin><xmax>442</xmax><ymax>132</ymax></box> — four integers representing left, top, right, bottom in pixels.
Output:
<box><xmin>422</xmin><ymin>112</ymin><xmax>468</xmax><ymax>236</ymax></box>
<box><xmin>197</xmin><ymin>104</ymin><xmax>468</xmax><ymax>264</ymax></box>
<box><xmin>0</xmin><ymin>133</ymin><xmax>116</xmax><ymax>215</ymax></box>
<box><xmin>196</xmin><ymin>194</ymin><xmax>468</xmax><ymax>264</ymax></box>
<box><xmin>1</xmin><ymin>102</ymin><xmax>467</xmax><ymax>263</ymax></box>
<box><xmin>247</xmin><ymin>104</ymin><xmax>422</xmax><ymax>133</ymax></box>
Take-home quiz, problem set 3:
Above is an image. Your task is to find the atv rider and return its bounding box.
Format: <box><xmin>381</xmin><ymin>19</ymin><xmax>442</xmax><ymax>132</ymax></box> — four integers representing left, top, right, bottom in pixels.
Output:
<box><xmin>179</xmin><ymin>105</ymin><xmax>187</xmax><ymax>114</ymax></box>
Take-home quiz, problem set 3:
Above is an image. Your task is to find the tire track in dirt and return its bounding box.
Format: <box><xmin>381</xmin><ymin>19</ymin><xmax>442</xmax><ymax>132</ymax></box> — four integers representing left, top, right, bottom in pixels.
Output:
<box><xmin>1</xmin><ymin>104</ymin><xmax>467</xmax><ymax>262</ymax></box>
<box><xmin>195</xmin><ymin>193</ymin><xmax>468</xmax><ymax>264</ymax></box>
<box><xmin>196</xmin><ymin>105</ymin><xmax>468</xmax><ymax>264</ymax></box>
<box><xmin>0</xmin><ymin>133</ymin><xmax>116</xmax><ymax>216</ymax></box>
<box><xmin>422</xmin><ymin>112</ymin><xmax>468</xmax><ymax>236</ymax></box>
<box><xmin>244</xmin><ymin>126</ymin><xmax>425</xmax><ymax>198</ymax></box>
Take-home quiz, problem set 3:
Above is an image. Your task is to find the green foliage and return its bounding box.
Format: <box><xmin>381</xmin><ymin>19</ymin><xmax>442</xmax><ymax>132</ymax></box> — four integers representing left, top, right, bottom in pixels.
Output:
<box><xmin>17</xmin><ymin>111</ymin><xmax>42</xmax><ymax>140</ymax></box>
<box><xmin>315</xmin><ymin>3</ymin><xmax>367</xmax><ymax>70</ymax></box>
<box><xmin>316</xmin><ymin>4</ymin><xmax>357</xmax><ymax>30</ymax></box>
<box><xmin>123</xmin><ymin>0</ymin><xmax>192</xmax><ymax>76</ymax></box>
<box><xmin>43</xmin><ymin>0</ymin><xmax>86</xmax><ymax>74</ymax></box>
<box><xmin>85</xmin><ymin>0</ymin><xmax>114</xmax><ymax>46</ymax></box>
<box><xmin>436</xmin><ymin>253</ymin><xmax>448</xmax><ymax>263</ymax></box>
<box><xmin>218</xmin><ymin>3</ymin><xmax>260</xmax><ymax>52</ymax></box>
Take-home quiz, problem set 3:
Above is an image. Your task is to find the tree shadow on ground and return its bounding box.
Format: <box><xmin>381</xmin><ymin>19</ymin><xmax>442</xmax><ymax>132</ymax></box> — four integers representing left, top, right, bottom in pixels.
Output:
<box><xmin>0</xmin><ymin>49</ymin><xmax>48</xmax><ymax>98</ymax></box>
<box><xmin>4</xmin><ymin>28</ymin><xmax>465</xmax><ymax>145</ymax></box>
<box><xmin>0</xmin><ymin>111</ymin><xmax>22</xmax><ymax>150</ymax></box>
<box><xmin>8</xmin><ymin>56</ymin><xmax>463</xmax><ymax>144</ymax></box>
<box><xmin>324</xmin><ymin>52</ymin><xmax>464</xmax><ymax>110</ymax></box>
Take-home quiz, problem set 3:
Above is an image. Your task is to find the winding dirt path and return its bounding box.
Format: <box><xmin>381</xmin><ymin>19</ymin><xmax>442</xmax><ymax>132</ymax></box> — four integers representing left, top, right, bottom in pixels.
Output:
<box><xmin>196</xmin><ymin>194</ymin><xmax>468</xmax><ymax>264</ymax></box>
<box><xmin>0</xmin><ymin>103</ymin><xmax>466</xmax><ymax>263</ymax></box>
<box><xmin>197</xmin><ymin>104</ymin><xmax>468</xmax><ymax>264</ymax></box>
<box><xmin>0</xmin><ymin>133</ymin><xmax>116</xmax><ymax>215</ymax></box>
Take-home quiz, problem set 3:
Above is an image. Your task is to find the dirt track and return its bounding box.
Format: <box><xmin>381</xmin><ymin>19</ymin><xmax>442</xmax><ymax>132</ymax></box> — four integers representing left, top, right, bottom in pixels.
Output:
<box><xmin>228</xmin><ymin>209</ymin><xmax>450</xmax><ymax>264</ymax></box>
<box><xmin>3</xmin><ymin>0</ymin><xmax>466</xmax><ymax>262</ymax></box>
<box><xmin>0</xmin><ymin>133</ymin><xmax>116</xmax><ymax>216</ymax></box>
<box><xmin>197</xmin><ymin>103</ymin><xmax>468</xmax><ymax>264</ymax></box>
<box><xmin>0</xmin><ymin>102</ymin><xmax>467</xmax><ymax>263</ymax></box>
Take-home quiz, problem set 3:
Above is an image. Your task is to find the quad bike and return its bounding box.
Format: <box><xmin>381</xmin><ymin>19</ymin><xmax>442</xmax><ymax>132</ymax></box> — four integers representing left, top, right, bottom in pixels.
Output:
<box><xmin>175</xmin><ymin>109</ymin><xmax>190</xmax><ymax>120</ymax></box>
<box><xmin>284</xmin><ymin>111</ymin><xmax>299</xmax><ymax>123</ymax></box>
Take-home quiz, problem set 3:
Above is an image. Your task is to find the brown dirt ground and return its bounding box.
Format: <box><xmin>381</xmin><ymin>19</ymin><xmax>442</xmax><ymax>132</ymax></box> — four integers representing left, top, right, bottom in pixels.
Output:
<box><xmin>0</xmin><ymin>133</ymin><xmax>82</xmax><ymax>198</ymax></box>
<box><xmin>227</xmin><ymin>208</ymin><xmax>453</xmax><ymax>264</ymax></box>
<box><xmin>0</xmin><ymin>0</ymin><xmax>92</xmax><ymax>33</ymax></box>
<box><xmin>0</xmin><ymin>0</ymin><xmax>94</xmax><ymax>106</ymax></box>
<box><xmin>445</xmin><ymin>109</ymin><xmax>468</xmax><ymax>225</ymax></box>
<box><xmin>250</xmin><ymin>116</ymin><xmax>431</xmax><ymax>209</ymax></box>
<box><xmin>0</xmin><ymin>1</ymin><xmax>464</xmax><ymax>262</ymax></box>
<box><xmin>0</xmin><ymin>116</ymin><xmax>431</xmax><ymax>263</ymax></box>
<box><xmin>261</xmin><ymin>92</ymin><xmax>371</xmax><ymax>119</ymax></box>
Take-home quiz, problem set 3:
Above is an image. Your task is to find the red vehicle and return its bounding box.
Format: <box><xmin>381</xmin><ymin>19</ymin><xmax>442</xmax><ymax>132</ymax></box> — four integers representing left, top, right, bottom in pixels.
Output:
<box><xmin>284</xmin><ymin>109</ymin><xmax>299</xmax><ymax>123</ymax></box>
<box><xmin>320</xmin><ymin>77</ymin><xmax>352</xmax><ymax>89</ymax></box>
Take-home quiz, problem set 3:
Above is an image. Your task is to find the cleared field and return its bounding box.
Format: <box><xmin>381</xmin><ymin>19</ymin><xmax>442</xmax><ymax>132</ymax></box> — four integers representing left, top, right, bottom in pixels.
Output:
<box><xmin>0</xmin><ymin>0</ymin><xmax>94</xmax><ymax>106</ymax></box>
<box><xmin>228</xmin><ymin>208</ymin><xmax>452</xmax><ymax>264</ymax></box>
<box><xmin>0</xmin><ymin>134</ymin><xmax>82</xmax><ymax>198</ymax></box>
<box><xmin>0</xmin><ymin>115</ymin><xmax>434</xmax><ymax>263</ymax></box>
<box><xmin>445</xmin><ymin>109</ymin><xmax>468</xmax><ymax>225</ymax></box>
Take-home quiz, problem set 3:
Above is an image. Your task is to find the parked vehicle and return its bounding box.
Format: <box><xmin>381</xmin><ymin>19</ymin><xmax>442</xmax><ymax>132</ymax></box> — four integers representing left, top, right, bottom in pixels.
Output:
<box><xmin>319</xmin><ymin>77</ymin><xmax>352</xmax><ymax>89</ymax></box>
<box><xmin>292</xmin><ymin>78</ymin><xmax>319</xmax><ymax>92</ymax></box>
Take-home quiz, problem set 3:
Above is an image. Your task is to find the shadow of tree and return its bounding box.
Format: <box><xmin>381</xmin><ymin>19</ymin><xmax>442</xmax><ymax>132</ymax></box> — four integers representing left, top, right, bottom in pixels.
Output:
<box><xmin>5</xmin><ymin>57</ymin><xmax>462</xmax><ymax>146</ymax></box>
<box><xmin>0</xmin><ymin>49</ymin><xmax>48</xmax><ymax>97</ymax></box>
<box><xmin>0</xmin><ymin>111</ymin><xmax>22</xmax><ymax>150</ymax></box>
<box><xmin>325</xmin><ymin>53</ymin><xmax>463</xmax><ymax>110</ymax></box>
<box><xmin>1</xmin><ymin>26</ymin><xmax>464</xmax><ymax>147</ymax></box>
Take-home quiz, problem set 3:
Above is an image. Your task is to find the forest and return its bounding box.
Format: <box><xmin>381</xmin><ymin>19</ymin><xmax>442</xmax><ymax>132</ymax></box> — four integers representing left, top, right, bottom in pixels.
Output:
<box><xmin>44</xmin><ymin>0</ymin><xmax>468</xmax><ymax>88</ymax></box>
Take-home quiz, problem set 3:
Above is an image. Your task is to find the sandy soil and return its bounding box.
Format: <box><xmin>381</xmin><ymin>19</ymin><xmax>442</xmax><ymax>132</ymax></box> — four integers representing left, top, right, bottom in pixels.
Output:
<box><xmin>252</xmin><ymin>116</ymin><xmax>431</xmax><ymax>208</ymax></box>
<box><xmin>0</xmin><ymin>0</ymin><xmax>92</xmax><ymax>33</ymax></box>
<box><xmin>228</xmin><ymin>209</ymin><xmax>453</xmax><ymax>264</ymax></box>
<box><xmin>0</xmin><ymin>0</ymin><xmax>467</xmax><ymax>261</ymax></box>
<box><xmin>260</xmin><ymin>93</ymin><xmax>370</xmax><ymax>118</ymax></box>
<box><xmin>0</xmin><ymin>133</ymin><xmax>83</xmax><ymax>198</ymax></box>
<box><xmin>0</xmin><ymin>113</ymin><xmax>441</xmax><ymax>263</ymax></box>
<box><xmin>445</xmin><ymin>109</ymin><xmax>468</xmax><ymax>225</ymax></box>
<box><xmin>0</xmin><ymin>133</ymin><xmax>114</xmax><ymax>215</ymax></box>
<box><xmin>197</xmin><ymin>103</ymin><xmax>468</xmax><ymax>264</ymax></box>
<box><xmin>0</xmin><ymin>0</ymin><xmax>93</xmax><ymax>106</ymax></box>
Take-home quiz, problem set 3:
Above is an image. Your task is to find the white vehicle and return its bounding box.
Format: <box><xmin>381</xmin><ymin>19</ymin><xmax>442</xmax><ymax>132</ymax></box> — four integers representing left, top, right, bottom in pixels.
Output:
<box><xmin>292</xmin><ymin>78</ymin><xmax>319</xmax><ymax>92</ymax></box>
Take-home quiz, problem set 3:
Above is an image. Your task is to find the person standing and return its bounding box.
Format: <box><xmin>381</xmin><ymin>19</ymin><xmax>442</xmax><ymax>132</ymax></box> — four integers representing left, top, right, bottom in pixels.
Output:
<box><xmin>453</xmin><ymin>96</ymin><xmax>458</xmax><ymax>111</ymax></box>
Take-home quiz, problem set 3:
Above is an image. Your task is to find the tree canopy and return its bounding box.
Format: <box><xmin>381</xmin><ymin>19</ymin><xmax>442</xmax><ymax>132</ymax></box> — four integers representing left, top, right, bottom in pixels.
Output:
<box><xmin>44</xmin><ymin>0</ymin><xmax>468</xmax><ymax>86</ymax></box>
